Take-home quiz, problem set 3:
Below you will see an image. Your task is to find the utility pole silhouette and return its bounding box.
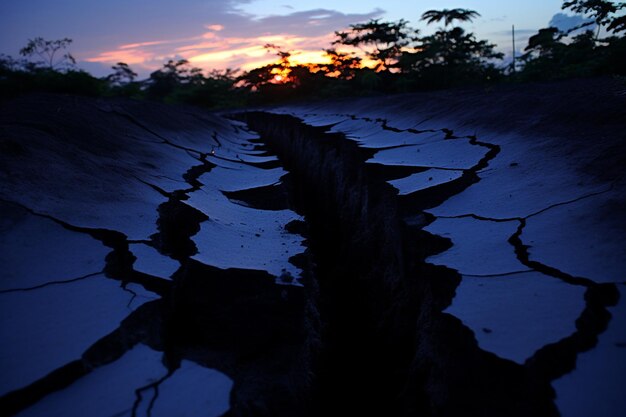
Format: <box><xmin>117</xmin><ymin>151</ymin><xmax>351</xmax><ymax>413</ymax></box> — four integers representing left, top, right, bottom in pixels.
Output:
<box><xmin>511</xmin><ymin>24</ymin><xmax>516</xmax><ymax>74</ymax></box>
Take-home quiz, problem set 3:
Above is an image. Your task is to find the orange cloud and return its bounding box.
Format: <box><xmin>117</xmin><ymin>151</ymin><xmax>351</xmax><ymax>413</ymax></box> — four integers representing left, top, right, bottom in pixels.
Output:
<box><xmin>289</xmin><ymin>50</ymin><xmax>332</xmax><ymax>66</ymax></box>
<box><xmin>85</xmin><ymin>49</ymin><xmax>155</xmax><ymax>65</ymax></box>
<box><xmin>205</xmin><ymin>24</ymin><xmax>224</xmax><ymax>31</ymax></box>
<box><xmin>176</xmin><ymin>41</ymin><xmax>224</xmax><ymax>52</ymax></box>
<box><xmin>188</xmin><ymin>45</ymin><xmax>266</xmax><ymax>64</ymax></box>
<box><xmin>82</xmin><ymin>23</ymin><xmax>368</xmax><ymax>75</ymax></box>
<box><xmin>119</xmin><ymin>40</ymin><xmax>170</xmax><ymax>49</ymax></box>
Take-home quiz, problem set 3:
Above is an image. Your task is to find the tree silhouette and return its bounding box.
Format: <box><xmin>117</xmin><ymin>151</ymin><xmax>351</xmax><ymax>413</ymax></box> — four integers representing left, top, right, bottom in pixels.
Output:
<box><xmin>146</xmin><ymin>59</ymin><xmax>201</xmax><ymax>99</ymax></box>
<box><xmin>333</xmin><ymin>19</ymin><xmax>413</xmax><ymax>71</ymax></box>
<box><xmin>524</xmin><ymin>27</ymin><xmax>564</xmax><ymax>57</ymax></box>
<box><xmin>19</xmin><ymin>37</ymin><xmax>76</xmax><ymax>70</ymax></box>
<box><xmin>400</xmin><ymin>26</ymin><xmax>502</xmax><ymax>88</ymax></box>
<box><xmin>263</xmin><ymin>44</ymin><xmax>294</xmax><ymax>83</ymax></box>
<box><xmin>401</xmin><ymin>10</ymin><xmax>500</xmax><ymax>88</ymax></box>
<box><xmin>106</xmin><ymin>62</ymin><xmax>138</xmax><ymax>85</ymax></box>
<box><xmin>420</xmin><ymin>9</ymin><xmax>481</xmax><ymax>27</ymax></box>
<box><xmin>237</xmin><ymin>45</ymin><xmax>293</xmax><ymax>92</ymax></box>
<box><xmin>322</xmin><ymin>49</ymin><xmax>362</xmax><ymax>79</ymax></box>
<box><xmin>607</xmin><ymin>14</ymin><xmax>626</xmax><ymax>33</ymax></box>
<box><xmin>562</xmin><ymin>0</ymin><xmax>625</xmax><ymax>39</ymax></box>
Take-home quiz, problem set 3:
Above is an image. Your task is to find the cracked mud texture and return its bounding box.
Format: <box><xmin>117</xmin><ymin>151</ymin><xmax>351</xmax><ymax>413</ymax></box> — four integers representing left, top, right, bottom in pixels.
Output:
<box><xmin>1</xmin><ymin>77</ymin><xmax>626</xmax><ymax>417</ymax></box>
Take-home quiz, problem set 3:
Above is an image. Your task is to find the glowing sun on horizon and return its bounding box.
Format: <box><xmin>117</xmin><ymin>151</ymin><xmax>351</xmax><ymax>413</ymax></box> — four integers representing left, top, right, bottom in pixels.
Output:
<box><xmin>270</xmin><ymin>66</ymin><xmax>291</xmax><ymax>83</ymax></box>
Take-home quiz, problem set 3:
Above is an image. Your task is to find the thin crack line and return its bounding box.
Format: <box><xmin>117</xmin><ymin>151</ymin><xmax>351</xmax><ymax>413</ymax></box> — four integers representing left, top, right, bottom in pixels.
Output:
<box><xmin>509</xmin><ymin>218</ymin><xmax>596</xmax><ymax>288</ymax></box>
<box><xmin>526</xmin><ymin>183</ymin><xmax>615</xmax><ymax>219</ymax></box>
<box><xmin>132</xmin><ymin>176</ymin><xmax>174</xmax><ymax>199</ymax></box>
<box><xmin>462</xmin><ymin>270</ymin><xmax>534</xmax><ymax>278</ymax></box>
<box><xmin>150</xmin><ymin>174</ymin><xmax>188</xmax><ymax>184</ymax></box>
<box><xmin>131</xmin><ymin>370</ymin><xmax>175</xmax><ymax>417</ymax></box>
<box><xmin>0</xmin><ymin>197</ymin><xmax>127</xmax><ymax>246</ymax></box>
<box><xmin>367</xmin><ymin>163</ymin><xmax>467</xmax><ymax>172</ymax></box>
<box><xmin>436</xmin><ymin>213</ymin><xmax>520</xmax><ymax>222</ymax></box>
<box><xmin>100</xmin><ymin>107</ymin><xmax>207</xmax><ymax>158</ymax></box>
<box><xmin>434</xmin><ymin>183</ymin><xmax>614</xmax><ymax>224</ymax></box>
<box><xmin>0</xmin><ymin>271</ymin><xmax>104</xmax><ymax>294</ymax></box>
<box><xmin>121</xmin><ymin>284</ymin><xmax>138</xmax><ymax>309</ymax></box>
<box><xmin>181</xmin><ymin>112</ymin><xmax>223</xmax><ymax>148</ymax></box>
<box><xmin>208</xmin><ymin>153</ymin><xmax>277</xmax><ymax>167</ymax></box>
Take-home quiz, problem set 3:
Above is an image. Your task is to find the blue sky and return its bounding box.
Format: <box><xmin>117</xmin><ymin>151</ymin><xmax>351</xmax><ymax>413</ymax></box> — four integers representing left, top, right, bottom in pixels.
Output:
<box><xmin>0</xmin><ymin>0</ymin><xmax>575</xmax><ymax>76</ymax></box>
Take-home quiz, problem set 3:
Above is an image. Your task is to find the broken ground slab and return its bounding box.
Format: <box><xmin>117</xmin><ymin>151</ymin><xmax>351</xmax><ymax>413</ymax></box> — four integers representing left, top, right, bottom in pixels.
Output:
<box><xmin>187</xmin><ymin>185</ymin><xmax>305</xmax><ymax>280</ymax></box>
<box><xmin>444</xmin><ymin>272</ymin><xmax>586</xmax><ymax>364</ymax></box>
<box><xmin>129</xmin><ymin>243</ymin><xmax>179</xmax><ymax>280</ymax></box>
<box><xmin>321</xmin><ymin>115</ymin><xmax>448</xmax><ymax>148</ymax></box>
<box><xmin>0</xmin><ymin>274</ymin><xmax>153</xmax><ymax>396</ymax></box>
<box><xmin>197</xmin><ymin>165</ymin><xmax>286</xmax><ymax>193</ymax></box>
<box><xmin>427</xmin><ymin>131</ymin><xmax>608</xmax><ymax>219</ymax></box>
<box><xmin>523</xmin><ymin>191</ymin><xmax>626</xmax><ymax>284</ymax></box>
<box><xmin>366</xmin><ymin>139</ymin><xmax>486</xmax><ymax>170</ymax></box>
<box><xmin>0</xmin><ymin>193</ymin><xmax>158</xmax><ymax>397</ymax></box>
<box><xmin>15</xmin><ymin>344</ymin><xmax>233</xmax><ymax>417</ymax></box>
<box><xmin>123</xmin><ymin>282</ymin><xmax>161</xmax><ymax>310</ymax></box>
<box><xmin>424</xmin><ymin>216</ymin><xmax>525</xmax><ymax>276</ymax></box>
<box><xmin>553</xmin><ymin>284</ymin><xmax>626</xmax><ymax>417</ymax></box>
<box><xmin>355</xmin><ymin>129</ymin><xmax>444</xmax><ymax>150</ymax></box>
<box><xmin>183</xmin><ymin>144</ymin><xmax>305</xmax><ymax>280</ymax></box>
<box><xmin>389</xmin><ymin>169</ymin><xmax>464</xmax><ymax>196</ymax></box>
<box><xmin>0</xmin><ymin>202</ymin><xmax>108</xmax><ymax>291</ymax></box>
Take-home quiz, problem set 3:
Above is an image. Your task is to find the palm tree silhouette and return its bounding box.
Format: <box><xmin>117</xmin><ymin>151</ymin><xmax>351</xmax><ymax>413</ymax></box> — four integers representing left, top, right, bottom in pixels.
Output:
<box><xmin>420</xmin><ymin>8</ymin><xmax>481</xmax><ymax>27</ymax></box>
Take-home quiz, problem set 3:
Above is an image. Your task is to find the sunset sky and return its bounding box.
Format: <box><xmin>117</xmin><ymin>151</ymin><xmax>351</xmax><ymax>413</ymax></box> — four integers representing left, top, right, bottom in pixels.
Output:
<box><xmin>0</xmin><ymin>0</ymin><xmax>588</xmax><ymax>77</ymax></box>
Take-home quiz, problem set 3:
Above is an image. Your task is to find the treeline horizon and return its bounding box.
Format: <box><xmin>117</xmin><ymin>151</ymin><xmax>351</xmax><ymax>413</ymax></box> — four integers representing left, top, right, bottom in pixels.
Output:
<box><xmin>1</xmin><ymin>1</ymin><xmax>625</xmax><ymax>108</ymax></box>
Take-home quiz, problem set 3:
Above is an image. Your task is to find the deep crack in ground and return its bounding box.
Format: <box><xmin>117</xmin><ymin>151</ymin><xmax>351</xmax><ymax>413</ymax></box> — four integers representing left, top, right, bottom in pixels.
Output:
<box><xmin>239</xmin><ymin>111</ymin><xmax>571</xmax><ymax>416</ymax></box>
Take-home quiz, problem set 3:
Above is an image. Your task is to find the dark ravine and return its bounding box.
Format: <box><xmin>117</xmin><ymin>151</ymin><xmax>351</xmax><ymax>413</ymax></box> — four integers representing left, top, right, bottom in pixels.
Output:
<box><xmin>238</xmin><ymin>112</ymin><xmax>559</xmax><ymax>416</ymax></box>
<box><xmin>244</xmin><ymin>113</ymin><xmax>415</xmax><ymax>416</ymax></box>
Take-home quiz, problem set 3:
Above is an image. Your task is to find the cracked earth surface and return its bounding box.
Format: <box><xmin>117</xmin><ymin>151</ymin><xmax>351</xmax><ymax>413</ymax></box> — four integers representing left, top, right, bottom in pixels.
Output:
<box><xmin>1</xmin><ymin>78</ymin><xmax>625</xmax><ymax>417</ymax></box>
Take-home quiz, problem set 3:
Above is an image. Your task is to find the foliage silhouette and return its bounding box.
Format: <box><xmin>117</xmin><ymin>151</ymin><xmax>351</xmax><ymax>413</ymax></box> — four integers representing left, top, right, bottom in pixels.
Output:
<box><xmin>420</xmin><ymin>9</ymin><xmax>481</xmax><ymax>27</ymax></box>
<box><xmin>562</xmin><ymin>0</ymin><xmax>625</xmax><ymax>38</ymax></box>
<box><xmin>107</xmin><ymin>63</ymin><xmax>138</xmax><ymax>85</ymax></box>
<box><xmin>19</xmin><ymin>37</ymin><xmax>76</xmax><ymax>70</ymax></box>
<box><xmin>333</xmin><ymin>19</ymin><xmax>414</xmax><ymax>71</ymax></box>
<box><xmin>2</xmin><ymin>2</ymin><xmax>626</xmax><ymax>107</ymax></box>
<box><xmin>400</xmin><ymin>10</ymin><xmax>501</xmax><ymax>89</ymax></box>
<box><xmin>517</xmin><ymin>1</ymin><xmax>626</xmax><ymax>81</ymax></box>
